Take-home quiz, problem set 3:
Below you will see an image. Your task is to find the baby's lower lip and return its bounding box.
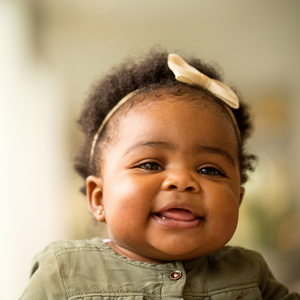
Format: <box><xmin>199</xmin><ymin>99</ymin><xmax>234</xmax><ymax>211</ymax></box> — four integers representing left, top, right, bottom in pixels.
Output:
<box><xmin>152</xmin><ymin>213</ymin><xmax>202</xmax><ymax>229</ymax></box>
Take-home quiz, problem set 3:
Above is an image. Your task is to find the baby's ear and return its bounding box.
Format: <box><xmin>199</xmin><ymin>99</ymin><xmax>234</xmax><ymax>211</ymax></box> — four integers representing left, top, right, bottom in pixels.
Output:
<box><xmin>86</xmin><ymin>175</ymin><xmax>106</xmax><ymax>222</ymax></box>
<box><xmin>239</xmin><ymin>186</ymin><xmax>245</xmax><ymax>206</ymax></box>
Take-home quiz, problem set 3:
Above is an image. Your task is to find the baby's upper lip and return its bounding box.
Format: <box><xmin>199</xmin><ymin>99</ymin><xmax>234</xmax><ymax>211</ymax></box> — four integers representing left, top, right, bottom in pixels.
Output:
<box><xmin>154</xmin><ymin>202</ymin><xmax>201</xmax><ymax>218</ymax></box>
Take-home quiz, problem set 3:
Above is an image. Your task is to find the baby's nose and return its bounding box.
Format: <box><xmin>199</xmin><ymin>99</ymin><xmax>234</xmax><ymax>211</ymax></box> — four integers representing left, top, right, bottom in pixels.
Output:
<box><xmin>161</xmin><ymin>169</ymin><xmax>200</xmax><ymax>193</ymax></box>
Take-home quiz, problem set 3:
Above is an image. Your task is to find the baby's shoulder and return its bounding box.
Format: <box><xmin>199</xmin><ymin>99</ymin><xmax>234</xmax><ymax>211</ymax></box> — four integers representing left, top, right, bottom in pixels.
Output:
<box><xmin>43</xmin><ymin>237</ymin><xmax>104</xmax><ymax>255</ymax></box>
<box><xmin>205</xmin><ymin>245</ymin><xmax>268</xmax><ymax>274</ymax></box>
<box><xmin>20</xmin><ymin>239</ymin><xmax>110</xmax><ymax>299</ymax></box>
<box><xmin>30</xmin><ymin>238</ymin><xmax>109</xmax><ymax>282</ymax></box>
<box><xmin>31</xmin><ymin>238</ymin><xmax>107</xmax><ymax>274</ymax></box>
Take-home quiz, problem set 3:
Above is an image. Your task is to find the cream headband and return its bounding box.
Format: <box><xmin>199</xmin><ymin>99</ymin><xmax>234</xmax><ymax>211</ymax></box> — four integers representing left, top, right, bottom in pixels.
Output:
<box><xmin>90</xmin><ymin>54</ymin><xmax>241</xmax><ymax>162</ymax></box>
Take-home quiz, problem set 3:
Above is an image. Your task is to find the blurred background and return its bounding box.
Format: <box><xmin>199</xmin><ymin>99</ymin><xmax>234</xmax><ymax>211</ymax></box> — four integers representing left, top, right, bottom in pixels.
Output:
<box><xmin>1</xmin><ymin>0</ymin><xmax>300</xmax><ymax>299</ymax></box>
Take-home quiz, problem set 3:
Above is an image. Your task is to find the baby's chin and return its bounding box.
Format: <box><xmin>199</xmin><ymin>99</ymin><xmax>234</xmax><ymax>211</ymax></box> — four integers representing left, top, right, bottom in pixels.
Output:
<box><xmin>138</xmin><ymin>249</ymin><xmax>208</xmax><ymax>264</ymax></box>
<box><xmin>133</xmin><ymin>242</ymin><xmax>226</xmax><ymax>263</ymax></box>
<box><xmin>147</xmin><ymin>236</ymin><xmax>236</xmax><ymax>262</ymax></box>
<box><xmin>108</xmin><ymin>231</ymin><xmax>235</xmax><ymax>263</ymax></box>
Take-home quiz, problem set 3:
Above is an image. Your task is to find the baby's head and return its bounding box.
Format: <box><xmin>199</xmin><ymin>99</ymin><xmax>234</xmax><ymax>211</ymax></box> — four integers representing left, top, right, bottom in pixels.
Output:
<box><xmin>74</xmin><ymin>48</ymin><xmax>256</xmax><ymax>263</ymax></box>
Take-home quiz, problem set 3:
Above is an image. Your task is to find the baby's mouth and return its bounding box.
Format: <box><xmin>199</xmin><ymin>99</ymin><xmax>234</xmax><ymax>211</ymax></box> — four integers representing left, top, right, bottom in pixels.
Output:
<box><xmin>153</xmin><ymin>208</ymin><xmax>202</xmax><ymax>229</ymax></box>
<box><xmin>155</xmin><ymin>208</ymin><xmax>197</xmax><ymax>221</ymax></box>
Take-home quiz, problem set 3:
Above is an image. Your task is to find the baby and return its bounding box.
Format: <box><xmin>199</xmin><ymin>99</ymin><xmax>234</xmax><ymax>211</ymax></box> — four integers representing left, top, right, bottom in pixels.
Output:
<box><xmin>20</xmin><ymin>49</ymin><xmax>300</xmax><ymax>299</ymax></box>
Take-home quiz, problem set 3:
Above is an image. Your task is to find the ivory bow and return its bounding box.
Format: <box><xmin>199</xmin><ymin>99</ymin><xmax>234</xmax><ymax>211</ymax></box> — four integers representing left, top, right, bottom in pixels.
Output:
<box><xmin>167</xmin><ymin>54</ymin><xmax>239</xmax><ymax>109</ymax></box>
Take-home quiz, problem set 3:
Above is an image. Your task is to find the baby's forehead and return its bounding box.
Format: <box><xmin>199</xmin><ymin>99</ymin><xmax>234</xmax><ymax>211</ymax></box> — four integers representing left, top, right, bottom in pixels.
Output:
<box><xmin>115</xmin><ymin>94</ymin><xmax>236</xmax><ymax>138</ymax></box>
<box><xmin>124</xmin><ymin>92</ymin><xmax>232</xmax><ymax>122</ymax></box>
<box><xmin>101</xmin><ymin>90</ymin><xmax>240</xmax><ymax>155</ymax></box>
<box><xmin>104</xmin><ymin>95</ymin><xmax>240</xmax><ymax>164</ymax></box>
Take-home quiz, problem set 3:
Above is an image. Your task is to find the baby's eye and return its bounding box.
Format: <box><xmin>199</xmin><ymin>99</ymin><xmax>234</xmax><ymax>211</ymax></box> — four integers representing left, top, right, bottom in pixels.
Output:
<box><xmin>198</xmin><ymin>167</ymin><xmax>225</xmax><ymax>177</ymax></box>
<box><xmin>137</xmin><ymin>162</ymin><xmax>163</xmax><ymax>171</ymax></box>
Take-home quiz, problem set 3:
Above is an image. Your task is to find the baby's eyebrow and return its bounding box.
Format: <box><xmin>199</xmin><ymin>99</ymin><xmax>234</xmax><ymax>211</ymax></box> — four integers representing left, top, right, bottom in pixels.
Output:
<box><xmin>197</xmin><ymin>145</ymin><xmax>235</xmax><ymax>167</ymax></box>
<box><xmin>124</xmin><ymin>141</ymin><xmax>235</xmax><ymax>166</ymax></box>
<box><xmin>124</xmin><ymin>141</ymin><xmax>176</xmax><ymax>156</ymax></box>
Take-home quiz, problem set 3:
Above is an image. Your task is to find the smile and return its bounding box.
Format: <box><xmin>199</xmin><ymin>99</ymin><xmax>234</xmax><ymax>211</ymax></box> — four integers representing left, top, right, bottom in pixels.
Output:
<box><xmin>152</xmin><ymin>208</ymin><xmax>202</xmax><ymax>229</ymax></box>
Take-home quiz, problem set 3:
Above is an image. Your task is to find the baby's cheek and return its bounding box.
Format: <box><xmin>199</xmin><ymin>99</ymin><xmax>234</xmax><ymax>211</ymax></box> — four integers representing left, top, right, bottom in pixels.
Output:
<box><xmin>207</xmin><ymin>199</ymin><xmax>239</xmax><ymax>233</ymax></box>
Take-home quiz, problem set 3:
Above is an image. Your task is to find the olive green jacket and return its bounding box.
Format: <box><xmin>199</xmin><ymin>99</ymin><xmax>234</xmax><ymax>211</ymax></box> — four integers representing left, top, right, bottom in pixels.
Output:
<box><xmin>19</xmin><ymin>238</ymin><xmax>299</xmax><ymax>300</ymax></box>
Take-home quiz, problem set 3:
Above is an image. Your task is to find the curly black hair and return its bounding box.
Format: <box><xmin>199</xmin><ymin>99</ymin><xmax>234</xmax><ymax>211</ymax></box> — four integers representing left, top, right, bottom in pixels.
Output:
<box><xmin>74</xmin><ymin>47</ymin><xmax>256</xmax><ymax>194</ymax></box>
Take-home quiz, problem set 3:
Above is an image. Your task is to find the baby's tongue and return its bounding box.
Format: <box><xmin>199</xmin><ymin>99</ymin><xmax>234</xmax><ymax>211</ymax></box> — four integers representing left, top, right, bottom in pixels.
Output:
<box><xmin>158</xmin><ymin>209</ymin><xmax>196</xmax><ymax>221</ymax></box>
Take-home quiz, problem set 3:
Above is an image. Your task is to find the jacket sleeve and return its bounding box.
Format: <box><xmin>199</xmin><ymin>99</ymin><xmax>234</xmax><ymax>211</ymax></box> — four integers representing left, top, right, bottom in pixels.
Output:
<box><xmin>258</xmin><ymin>252</ymin><xmax>300</xmax><ymax>300</ymax></box>
<box><xmin>19</xmin><ymin>246</ymin><xmax>68</xmax><ymax>300</ymax></box>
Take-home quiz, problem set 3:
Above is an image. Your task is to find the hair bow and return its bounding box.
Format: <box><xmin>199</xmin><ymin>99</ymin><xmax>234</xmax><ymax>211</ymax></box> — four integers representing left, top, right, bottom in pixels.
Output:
<box><xmin>167</xmin><ymin>54</ymin><xmax>239</xmax><ymax>109</ymax></box>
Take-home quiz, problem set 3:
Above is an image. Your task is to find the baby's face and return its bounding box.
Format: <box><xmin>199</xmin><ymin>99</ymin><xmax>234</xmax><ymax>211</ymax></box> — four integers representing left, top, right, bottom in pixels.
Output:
<box><xmin>87</xmin><ymin>96</ymin><xmax>244</xmax><ymax>263</ymax></box>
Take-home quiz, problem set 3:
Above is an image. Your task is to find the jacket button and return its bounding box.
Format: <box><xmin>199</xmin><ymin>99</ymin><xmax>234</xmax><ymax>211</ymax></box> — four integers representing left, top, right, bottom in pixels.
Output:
<box><xmin>169</xmin><ymin>270</ymin><xmax>182</xmax><ymax>280</ymax></box>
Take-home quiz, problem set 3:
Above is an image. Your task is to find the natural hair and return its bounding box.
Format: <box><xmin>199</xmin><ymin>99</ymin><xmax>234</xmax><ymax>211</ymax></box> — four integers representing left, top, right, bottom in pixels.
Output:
<box><xmin>74</xmin><ymin>47</ymin><xmax>256</xmax><ymax>195</ymax></box>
